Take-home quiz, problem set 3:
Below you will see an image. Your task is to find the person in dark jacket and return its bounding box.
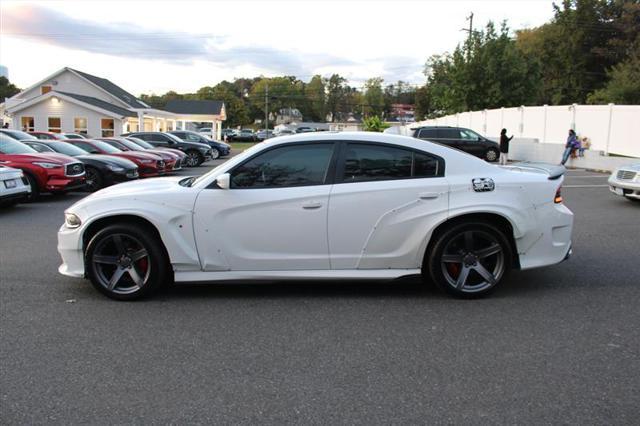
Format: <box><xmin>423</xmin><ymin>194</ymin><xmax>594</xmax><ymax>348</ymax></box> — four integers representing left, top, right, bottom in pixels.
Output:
<box><xmin>499</xmin><ymin>128</ymin><xmax>513</xmax><ymax>165</ymax></box>
<box><xmin>561</xmin><ymin>129</ymin><xmax>578</xmax><ymax>165</ymax></box>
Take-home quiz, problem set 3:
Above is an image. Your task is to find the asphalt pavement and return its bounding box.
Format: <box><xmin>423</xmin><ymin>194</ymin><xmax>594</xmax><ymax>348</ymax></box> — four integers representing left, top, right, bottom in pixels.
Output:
<box><xmin>1</xmin><ymin>163</ymin><xmax>639</xmax><ymax>425</ymax></box>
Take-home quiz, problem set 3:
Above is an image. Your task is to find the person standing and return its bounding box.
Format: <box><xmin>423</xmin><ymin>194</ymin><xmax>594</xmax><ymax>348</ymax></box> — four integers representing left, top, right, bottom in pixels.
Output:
<box><xmin>499</xmin><ymin>128</ymin><xmax>513</xmax><ymax>165</ymax></box>
<box><xmin>561</xmin><ymin>129</ymin><xmax>578</xmax><ymax>165</ymax></box>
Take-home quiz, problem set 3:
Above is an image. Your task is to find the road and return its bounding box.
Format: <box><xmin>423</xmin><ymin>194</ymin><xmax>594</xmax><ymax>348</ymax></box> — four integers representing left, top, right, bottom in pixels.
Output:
<box><xmin>1</xmin><ymin>164</ymin><xmax>639</xmax><ymax>424</ymax></box>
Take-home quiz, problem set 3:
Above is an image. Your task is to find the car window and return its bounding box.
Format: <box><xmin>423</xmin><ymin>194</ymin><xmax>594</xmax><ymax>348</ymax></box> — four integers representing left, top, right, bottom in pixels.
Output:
<box><xmin>0</xmin><ymin>138</ymin><xmax>38</xmax><ymax>154</ymax></box>
<box><xmin>417</xmin><ymin>128</ymin><xmax>438</xmax><ymax>139</ymax></box>
<box><xmin>26</xmin><ymin>143</ymin><xmax>54</xmax><ymax>152</ymax></box>
<box><xmin>231</xmin><ymin>143</ymin><xmax>334</xmax><ymax>189</ymax></box>
<box><xmin>460</xmin><ymin>129</ymin><xmax>480</xmax><ymax>140</ymax></box>
<box><xmin>341</xmin><ymin>143</ymin><xmax>441</xmax><ymax>183</ymax></box>
<box><xmin>437</xmin><ymin>129</ymin><xmax>459</xmax><ymax>139</ymax></box>
<box><xmin>185</xmin><ymin>133</ymin><xmax>202</xmax><ymax>142</ymax></box>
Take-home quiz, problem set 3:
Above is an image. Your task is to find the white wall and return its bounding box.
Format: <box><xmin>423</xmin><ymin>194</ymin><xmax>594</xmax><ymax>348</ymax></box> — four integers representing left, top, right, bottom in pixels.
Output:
<box><xmin>12</xmin><ymin>98</ymin><xmax>122</xmax><ymax>137</ymax></box>
<box><xmin>412</xmin><ymin>104</ymin><xmax>640</xmax><ymax>158</ymax></box>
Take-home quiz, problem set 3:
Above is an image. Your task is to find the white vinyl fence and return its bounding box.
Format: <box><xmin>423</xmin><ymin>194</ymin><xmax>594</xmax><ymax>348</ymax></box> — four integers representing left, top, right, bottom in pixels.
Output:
<box><xmin>410</xmin><ymin>104</ymin><xmax>640</xmax><ymax>158</ymax></box>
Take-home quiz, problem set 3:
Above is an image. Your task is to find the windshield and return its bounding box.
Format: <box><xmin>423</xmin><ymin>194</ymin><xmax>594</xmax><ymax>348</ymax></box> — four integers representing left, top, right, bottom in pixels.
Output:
<box><xmin>24</xmin><ymin>142</ymin><xmax>55</xmax><ymax>153</ymax></box>
<box><xmin>125</xmin><ymin>137</ymin><xmax>154</xmax><ymax>149</ymax></box>
<box><xmin>191</xmin><ymin>141</ymin><xmax>266</xmax><ymax>187</ymax></box>
<box><xmin>0</xmin><ymin>138</ymin><xmax>38</xmax><ymax>154</ymax></box>
<box><xmin>47</xmin><ymin>142</ymin><xmax>87</xmax><ymax>156</ymax></box>
<box><xmin>1</xmin><ymin>130</ymin><xmax>37</xmax><ymax>140</ymax></box>
<box><xmin>116</xmin><ymin>139</ymin><xmax>144</xmax><ymax>151</ymax></box>
<box><xmin>91</xmin><ymin>140</ymin><xmax>122</xmax><ymax>153</ymax></box>
<box><xmin>165</xmin><ymin>133</ymin><xmax>185</xmax><ymax>144</ymax></box>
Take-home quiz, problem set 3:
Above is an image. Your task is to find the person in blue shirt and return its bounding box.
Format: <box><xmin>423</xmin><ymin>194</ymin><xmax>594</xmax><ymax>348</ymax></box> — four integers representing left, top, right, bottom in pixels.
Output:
<box><xmin>561</xmin><ymin>129</ymin><xmax>579</xmax><ymax>165</ymax></box>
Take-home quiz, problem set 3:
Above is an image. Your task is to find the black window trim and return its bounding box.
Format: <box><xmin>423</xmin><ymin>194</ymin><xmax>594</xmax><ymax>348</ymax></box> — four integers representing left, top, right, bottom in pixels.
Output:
<box><xmin>209</xmin><ymin>141</ymin><xmax>340</xmax><ymax>190</ymax></box>
<box><xmin>334</xmin><ymin>141</ymin><xmax>445</xmax><ymax>184</ymax></box>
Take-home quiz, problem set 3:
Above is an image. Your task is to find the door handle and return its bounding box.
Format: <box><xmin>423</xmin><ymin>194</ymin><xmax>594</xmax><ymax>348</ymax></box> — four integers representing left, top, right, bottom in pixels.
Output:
<box><xmin>419</xmin><ymin>192</ymin><xmax>440</xmax><ymax>200</ymax></box>
<box><xmin>302</xmin><ymin>202</ymin><xmax>323</xmax><ymax>210</ymax></box>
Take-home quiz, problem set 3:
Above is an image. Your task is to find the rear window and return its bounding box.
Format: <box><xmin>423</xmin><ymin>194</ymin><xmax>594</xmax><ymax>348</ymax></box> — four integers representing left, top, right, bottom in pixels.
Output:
<box><xmin>438</xmin><ymin>129</ymin><xmax>460</xmax><ymax>139</ymax></box>
<box><xmin>417</xmin><ymin>128</ymin><xmax>438</xmax><ymax>139</ymax></box>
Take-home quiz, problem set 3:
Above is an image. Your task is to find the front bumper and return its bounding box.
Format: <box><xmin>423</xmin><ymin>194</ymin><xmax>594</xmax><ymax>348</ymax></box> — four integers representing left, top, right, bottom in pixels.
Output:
<box><xmin>58</xmin><ymin>224</ymin><xmax>85</xmax><ymax>278</ymax></box>
<box><xmin>608</xmin><ymin>178</ymin><xmax>640</xmax><ymax>199</ymax></box>
<box><xmin>46</xmin><ymin>176</ymin><xmax>86</xmax><ymax>192</ymax></box>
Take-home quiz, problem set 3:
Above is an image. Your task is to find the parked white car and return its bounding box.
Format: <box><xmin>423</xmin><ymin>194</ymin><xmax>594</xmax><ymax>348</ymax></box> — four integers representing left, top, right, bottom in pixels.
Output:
<box><xmin>58</xmin><ymin>132</ymin><xmax>574</xmax><ymax>300</ymax></box>
<box><xmin>0</xmin><ymin>165</ymin><xmax>31</xmax><ymax>206</ymax></box>
<box><xmin>608</xmin><ymin>163</ymin><xmax>640</xmax><ymax>202</ymax></box>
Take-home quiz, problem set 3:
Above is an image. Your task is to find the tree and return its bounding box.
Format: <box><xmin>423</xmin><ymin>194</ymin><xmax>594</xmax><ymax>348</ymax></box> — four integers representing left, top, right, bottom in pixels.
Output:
<box><xmin>363</xmin><ymin>77</ymin><xmax>385</xmax><ymax>117</ymax></box>
<box><xmin>325</xmin><ymin>74</ymin><xmax>348</xmax><ymax>122</ymax></box>
<box><xmin>414</xmin><ymin>86</ymin><xmax>431</xmax><ymax>120</ymax></box>
<box><xmin>249</xmin><ymin>77</ymin><xmax>304</xmax><ymax>124</ymax></box>
<box><xmin>588</xmin><ymin>49</ymin><xmax>640</xmax><ymax>104</ymax></box>
<box><xmin>362</xmin><ymin>115</ymin><xmax>390</xmax><ymax>132</ymax></box>
<box><xmin>305</xmin><ymin>75</ymin><xmax>326</xmax><ymax>121</ymax></box>
<box><xmin>196</xmin><ymin>84</ymin><xmax>249</xmax><ymax>128</ymax></box>
<box><xmin>0</xmin><ymin>77</ymin><xmax>20</xmax><ymax>100</ymax></box>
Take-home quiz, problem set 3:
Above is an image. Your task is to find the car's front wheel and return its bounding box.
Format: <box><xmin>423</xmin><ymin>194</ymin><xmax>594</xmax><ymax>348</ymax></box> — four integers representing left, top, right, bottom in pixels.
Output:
<box><xmin>426</xmin><ymin>222</ymin><xmax>512</xmax><ymax>298</ymax></box>
<box><xmin>85</xmin><ymin>223</ymin><xmax>169</xmax><ymax>300</ymax></box>
<box><xmin>84</xmin><ymin>167</ymin><xmax>104</xmax><ymax>192</ymax></box>
<box><xmin>184</xmin><ymin>150</ymin><xmax>203</xmax><ymax>167</ymax></box>
<box><xmin>210</xmin><ymin>148</ymin><xmax>220</xmax><ymax>160</ymax></box>
<box><xmin>23</xmin><ymin>173</ymin><xmax>40</xmax><ymax>202</ymax></box>
<box><xmin>484</xmin><ymin>148</ymin><xmax>499</xmax><ymax>162</ymax></box>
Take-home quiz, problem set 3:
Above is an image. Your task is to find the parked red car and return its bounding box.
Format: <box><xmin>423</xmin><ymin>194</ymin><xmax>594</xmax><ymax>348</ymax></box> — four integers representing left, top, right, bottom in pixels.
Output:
<box><xmin>63</xmin><ymin>139</ymin><xmax>165</xmax><ymax>178</ymax></box>
<box><xmin>98</xmin><ymin>137</ymin><xmax>181</xmax><ymax>172</ymax></box>
<box><xmin>29</xmin><ymin>131</ymin><xmax>66</xmax><ymax>140</ymax></box>
<box><xmin>0</xmin><ymin>135</ymin><xmax>86</xmax><ymax>199</ymax></box>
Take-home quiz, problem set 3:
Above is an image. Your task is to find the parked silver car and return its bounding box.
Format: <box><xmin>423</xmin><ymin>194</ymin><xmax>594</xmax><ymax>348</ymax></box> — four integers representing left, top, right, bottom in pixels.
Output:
<box><xmin>608</xmin><ymin>163</ymin><xmax>640</xmax><ymax>202</ymax></box>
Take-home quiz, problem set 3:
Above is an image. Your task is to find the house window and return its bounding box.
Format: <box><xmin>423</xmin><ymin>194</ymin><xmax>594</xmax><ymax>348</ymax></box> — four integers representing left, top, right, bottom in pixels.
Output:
<box><xmin>21</xmin><ymin>117</ymin><xmax>35</xmax><ymax>132</ymax></box>
<box><xmin>48</xmin><ymin>117</ymin><xmax>62</xmax><ymax>133</ymax></box>
<box><xmin>74</xmin><ymin>118</ymin><xmax>88</xmax><ymax>135</ymax></box>
<box><xmin>101</xmin><ymin>118</ymin><xmax>115</xmax><ymax>137</ymax></box>
<box><xmin>41</xmin><ymin>86</ymin><xmax>52</xmax><ymax>94</ymax></box>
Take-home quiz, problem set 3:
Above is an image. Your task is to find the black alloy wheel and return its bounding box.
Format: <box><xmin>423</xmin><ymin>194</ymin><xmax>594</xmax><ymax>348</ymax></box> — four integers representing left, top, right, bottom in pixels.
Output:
<box><xmin>426</xmin><ymin>222</ymin><xmax>512</xmax><ymax>298</ymax></box>
<box><xmin>84</xmin><ymin>167</ymin><xmax>104</xmax><ymax>192</ymax></box>
<box><xmin>185</xmin><ymin>150</ymin><xmax>203</xmax><ymax>167</ymax></box>
<box><xmin>85</xmin><ymin>224</ymin><xmax>169</xmax><ymax>300</ymax></box>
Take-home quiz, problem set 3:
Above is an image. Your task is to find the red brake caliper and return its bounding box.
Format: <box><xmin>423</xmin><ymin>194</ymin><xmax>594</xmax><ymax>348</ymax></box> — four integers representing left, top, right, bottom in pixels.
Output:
<box><xmin>447</xmin><ymin>262</ymin><xmax>461</xmax><ymax>278</ymax></box>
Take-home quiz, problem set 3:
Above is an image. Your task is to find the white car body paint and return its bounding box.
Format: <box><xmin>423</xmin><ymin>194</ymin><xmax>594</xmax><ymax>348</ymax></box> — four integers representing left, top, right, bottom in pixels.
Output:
<box><xmin>58</xmin><ymin>132</ymin><xmax>573</xmax><ymax>283</ymax></box>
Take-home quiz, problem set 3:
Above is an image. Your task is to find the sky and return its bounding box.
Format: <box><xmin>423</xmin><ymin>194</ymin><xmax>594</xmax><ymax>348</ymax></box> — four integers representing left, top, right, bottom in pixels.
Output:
<box><xmin>0</xmin><ymin>0</ymin><xmax>556</xmax><ymax>95</ymax></box>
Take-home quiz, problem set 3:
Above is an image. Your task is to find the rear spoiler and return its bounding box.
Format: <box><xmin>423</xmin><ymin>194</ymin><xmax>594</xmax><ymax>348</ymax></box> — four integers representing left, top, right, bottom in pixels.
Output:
<box><xmin>503</xmin><ymin>162</ymin><xmax>566</xmax><ymax>180</ymax></box>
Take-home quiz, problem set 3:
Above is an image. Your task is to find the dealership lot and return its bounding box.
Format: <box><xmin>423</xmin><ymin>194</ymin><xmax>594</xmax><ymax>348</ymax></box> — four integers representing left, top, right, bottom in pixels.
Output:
<box><xmin>1</xmin><ymin>165</ymin><xmax>639</xmax><ymax>424</ymax></box>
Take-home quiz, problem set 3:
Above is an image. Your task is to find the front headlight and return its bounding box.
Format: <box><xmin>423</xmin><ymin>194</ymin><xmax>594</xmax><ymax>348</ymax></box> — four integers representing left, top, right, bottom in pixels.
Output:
<box><xmin>64</xmin><ymin>212</ymin><xmax>82</xmax><ymax>229</ymax></box>
<box><xmin>635</xmin><ymin>173</ymin><xmax>640</xmax><ymax>183</ymax></box>
<box><xmin>33</xmin><ymin>162</ymin><xmax>62</xmax><ymax>169</ymax></box>
<box><xmin>107</xmin><ymin>164</ymin><xmax>125</xmax><ymax>172</ymax></box>
<box><xmin>139</xmin><ymin>159</ymin><xmax>153</xmax><ymax>164</ymax></box>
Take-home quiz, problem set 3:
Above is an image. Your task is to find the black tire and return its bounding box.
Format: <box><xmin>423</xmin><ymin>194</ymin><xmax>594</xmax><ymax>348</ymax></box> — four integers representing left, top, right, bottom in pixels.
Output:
<box><xmin>23</xmin><ymin>173</ymin><xmax>40</xmax><ymax>202</ymax></box>
<box><xmin>85</xmin><ymin>167</ymin><xmax>104</xmax><ymax>192</ymax></box>
<box><xmin>485</xmin><ymin>148</ymin><xmax>499</xmax><ymax>162</ymax></box>
<box><xmin>85</xmin><ymin>223</ymin><xmax>169</xmax><ymax>300</ymax></box>
<box><xmin>210</xmin><ymin>148</ymin><xmax>220</xmax><ymax>160</ymax></box>
<box><xmin>185</xmin><ymin>150</ymin><xmax>203</xmax><ymax>167</ymax></box>
<box><xmin>425</xmin><ymin>221</ymin><xmax>512</xmax><ymax>298</ymax></box>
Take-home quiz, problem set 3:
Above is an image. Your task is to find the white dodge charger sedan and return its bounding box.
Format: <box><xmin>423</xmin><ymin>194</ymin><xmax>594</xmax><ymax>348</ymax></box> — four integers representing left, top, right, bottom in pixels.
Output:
<box><xmin>58</xmin><ymin>132</ymin><xmax>573</xmax><ymax>300</ymax></box>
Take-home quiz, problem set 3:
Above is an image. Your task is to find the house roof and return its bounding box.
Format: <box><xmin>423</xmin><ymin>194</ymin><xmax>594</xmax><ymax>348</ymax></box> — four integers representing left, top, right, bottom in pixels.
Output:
<box><xmin>55</xmin><ymin>92</ymin><xmax>137</xmax><ymax>117</ymax></box>
<box><xmin>68</xmin><ymin>68</ymin><xmax>148</xmax><ymax>109</ymax></box>
<box><xmin>164</xmin><ymin>100</ymin><xmax>224</xmax><ymax>115</ymax></box>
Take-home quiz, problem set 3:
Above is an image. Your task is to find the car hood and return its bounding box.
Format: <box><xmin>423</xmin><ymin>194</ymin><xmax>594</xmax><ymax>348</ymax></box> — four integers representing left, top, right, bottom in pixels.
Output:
<box><xmin>118</xmin><ymin>151</ymin><xmax>162</xmax><ymax>161</ymax></box>
<box><xmin>146</xmin><ymin>149</ymin><xmax>177</xmax><ymax>160</ymax></box>
<box><xmin>618</xmin><ymin>163</ymin><xmax>640</xmax><ymax>172</ymax></box>
<box><xmin>158</xmin><ymin>148</ymin><xmax>187</xmax><ymax>158</ymax></box>
<box><xmin>3</xmin><ymin>153</ymin><xmax>76</xmax><ymax>164</ymax></box>
<box><xmin>76</xmin><ymin>154</ymin><xmax>137</xmax><ymax>169</ymax></box>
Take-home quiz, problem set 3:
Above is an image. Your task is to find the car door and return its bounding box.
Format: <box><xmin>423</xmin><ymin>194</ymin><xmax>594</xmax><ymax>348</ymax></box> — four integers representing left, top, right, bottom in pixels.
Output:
<box><xmin>458</xmin><ymin>129</ymin><xmax>484</xmax><ymax>157</ymax></box>
<box><xmin>193</xmin><ymin>142</ymin><xmax>337</xmax><ymax>271</ymax></box>
<box><xmin>327</xmin><ymin>142</ymin><xmax>449</xmax><ymax>270</ymax></box>
<box><xmin>436</xmin><ymin>128</ymin><xmax>464</xmax><ymax>151</ymax></box>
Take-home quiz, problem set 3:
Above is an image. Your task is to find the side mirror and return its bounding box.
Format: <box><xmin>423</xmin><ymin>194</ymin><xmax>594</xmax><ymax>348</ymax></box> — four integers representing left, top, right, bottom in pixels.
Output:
<box><xmin>215</xmin><ymin>173</ymin><xmax>230</xmax><ymax>190</ymax></box>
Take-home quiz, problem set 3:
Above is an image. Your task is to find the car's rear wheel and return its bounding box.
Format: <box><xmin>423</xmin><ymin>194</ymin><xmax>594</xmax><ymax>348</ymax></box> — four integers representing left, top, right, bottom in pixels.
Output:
<box><xmin>85</xmin><ymin>224</ymin><xmax>169</xmax><ymax>300</ymax></box>
<box><xmin>85</xmin><ymin>167</ymin><xmax>104</xmax><ymax>192</ymax></box>
<box><xmin>484</xmin><ymin>148</ymin><xmax>499</xmax><ymax>162</ymax></box>
<box><xmin>426</xmin><ymin>222</ymin><xmax>512</xmax><ymax>298</ymax></box>
<box><xmin>24</xmin><ymin>173</ymin><xmax>40</xmax><ymax>202</ymax></box>
<box><xmin>185</xmin><ymin>150</ymin><xmax>203</xmax><ymax>167</ymax></box>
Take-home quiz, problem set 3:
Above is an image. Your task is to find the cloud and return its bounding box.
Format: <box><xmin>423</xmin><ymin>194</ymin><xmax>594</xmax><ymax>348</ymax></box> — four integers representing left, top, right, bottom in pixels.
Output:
<box><xmin>0</xmin><ymin>4</ymin><xmax>356</xmax><ymax>77</ymax></box>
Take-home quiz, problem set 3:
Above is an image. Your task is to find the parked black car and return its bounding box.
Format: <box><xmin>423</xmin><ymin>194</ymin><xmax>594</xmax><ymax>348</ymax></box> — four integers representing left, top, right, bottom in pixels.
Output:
<box><xmin>412</xmin><ymin>126</ymin><xmax>500</xmax><ymax>162</ymax></box>
<box><xmin>169</xmin><ymin>131</ymin><xmax>231</xmax><ymax>159</ymax></box>
<box><xmin>22</xmin><ymin>140</ymin><xmax>139</xmax><ymax>192</ymax></box>
<box><xmin>122</xmin><ymin>132</ymin><xmax>212</xmax><ymax>167</ymax></box>
<box><xmin>233</xmin><ymin>129</ymin><xmax>258</xmax><ymax>142</ymax></box>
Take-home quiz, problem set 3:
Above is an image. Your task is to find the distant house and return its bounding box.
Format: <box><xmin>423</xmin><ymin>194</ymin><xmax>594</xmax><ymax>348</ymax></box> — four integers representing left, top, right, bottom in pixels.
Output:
<box><xmin>388</xmin><ymin>103</ymin><xmax>415</xmax><ymax>123</ymax></box>
<box><xmin>0</xmin><ymin>67</ymin><xmax>226</xmax><ymax>139</ymax></box>
<box><xmin>275</xmin><ymin>107</ymin><xmax>303</xmax><ymax>125</ymax></box>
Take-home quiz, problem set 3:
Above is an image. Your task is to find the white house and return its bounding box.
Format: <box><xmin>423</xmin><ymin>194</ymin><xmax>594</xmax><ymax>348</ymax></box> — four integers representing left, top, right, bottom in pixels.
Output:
<box><xmin>0</xmin><ymin>67</ymin><xmax>226</xmax><ymax>139</ymax></box>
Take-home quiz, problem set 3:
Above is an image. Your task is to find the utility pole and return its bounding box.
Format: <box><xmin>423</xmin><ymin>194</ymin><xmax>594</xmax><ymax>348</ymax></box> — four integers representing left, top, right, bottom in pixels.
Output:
<box><xmin>461</xmin><ymin>12</ymin><xmax>474</xmax><ymax>59</ymax></box>
<box><xmin>265</xmin><ymin>83</ymin><xmax>269</xmax><ymax>132</ymax></box>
